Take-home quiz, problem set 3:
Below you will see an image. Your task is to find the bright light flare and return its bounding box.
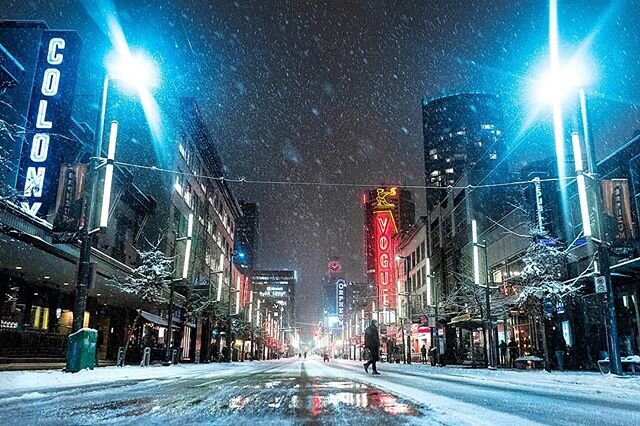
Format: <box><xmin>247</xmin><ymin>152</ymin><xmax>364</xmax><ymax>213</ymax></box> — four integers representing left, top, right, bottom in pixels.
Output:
<box><xmin>106</xmin><ymin>50</ymin><xmax>160</xmax><ymax>91</ymax></box>
<box><xmin>535</xmin><ymin>60</ymin><xmax>592</xmax><ymax>104</ymax></box>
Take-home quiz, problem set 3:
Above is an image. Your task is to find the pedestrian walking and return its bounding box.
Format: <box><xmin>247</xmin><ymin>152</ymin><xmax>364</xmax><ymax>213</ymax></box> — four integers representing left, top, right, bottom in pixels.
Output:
<box><xmin>363</xmin><ymin>320</ymin><xmax>381</xmax><ymax>375</ymax></box>
<box><xmin>499</xmin><ymin>340</ymin><xmax>507</xmax><ymax>366</ymax></box>
<box><xmin>420</xmin><ymin>344</ymin><xmax>427</xmax><ymax>364</ymax></box>
<box><xmin>507</xmin><ymin>338</ymin><xmax>518</xmax><ymax>368</ymax></box>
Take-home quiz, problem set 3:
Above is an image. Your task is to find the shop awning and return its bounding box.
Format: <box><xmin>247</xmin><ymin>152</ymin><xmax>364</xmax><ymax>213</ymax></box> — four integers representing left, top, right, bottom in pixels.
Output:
<box><xmin>140</xmin><ymin>310</ymin><xmax>183</xmax><ymax>329</ymax></box>
<box><xmin>449</xmin><ymin>313</ymin><xmax>483</xmax><ymax>330</ymax></box>
<box><xmin>140</xmin><ymin>310</ymin><xmax>169</xmax><ymax>327</ymax></box>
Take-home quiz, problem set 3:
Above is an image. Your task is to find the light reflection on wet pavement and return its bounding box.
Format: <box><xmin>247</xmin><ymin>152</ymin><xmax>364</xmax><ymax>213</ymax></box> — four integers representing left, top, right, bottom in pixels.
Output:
<box><xmin>0</xmin><ymin>363</ymin><xmax>427</xmax><ymax>425</ymax></box>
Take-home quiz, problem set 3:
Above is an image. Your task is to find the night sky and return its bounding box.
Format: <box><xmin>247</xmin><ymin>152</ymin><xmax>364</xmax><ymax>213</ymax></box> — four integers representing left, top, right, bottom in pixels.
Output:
<box><xmin>3</xmin><ymin>0</ymin><xmax>639</xmax><ymax>339</ymax></box>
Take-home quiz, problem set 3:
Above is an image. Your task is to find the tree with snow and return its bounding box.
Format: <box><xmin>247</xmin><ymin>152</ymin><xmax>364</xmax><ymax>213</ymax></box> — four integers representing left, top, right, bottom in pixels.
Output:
<box><xmin>110</xmin><ymin>237</ymin><xmax>174</xmax><ymax>365</ymax></box>
<box><xmin>513</xmin><ymin>236</ymin><xmax>584</xmax><ymax>370</ymax></box>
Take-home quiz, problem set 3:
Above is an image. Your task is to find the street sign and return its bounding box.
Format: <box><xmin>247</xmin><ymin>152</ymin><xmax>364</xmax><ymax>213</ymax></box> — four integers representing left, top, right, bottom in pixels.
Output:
<box><xmin>594</xmin><ymin>275</ymin><xmax>607</xmax><ymax>294</ymax></box>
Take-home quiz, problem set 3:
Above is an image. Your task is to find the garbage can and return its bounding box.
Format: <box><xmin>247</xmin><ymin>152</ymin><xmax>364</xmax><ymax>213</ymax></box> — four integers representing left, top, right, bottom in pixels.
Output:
<box><xmin>66</xmin><ymin>328</ymin><xmax>98</xmax><ymax>373</ymax></box>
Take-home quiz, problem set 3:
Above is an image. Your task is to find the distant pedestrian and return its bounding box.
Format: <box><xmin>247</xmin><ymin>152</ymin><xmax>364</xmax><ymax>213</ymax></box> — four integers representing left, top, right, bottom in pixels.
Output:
<box><xmin>304</xmin><ymin>351</ymin><xmax>307</xmax><ymax>359</ymax></box>
<box><xmin>421</xmin><ymin>345</ymin><xmax>427</xmax><ymax>364</ymax></box>
<box><xmin>507</xmin><ymin>338</ymin><xmax>519</xmax><ymax>368</ymax></box>
<box><xmin>499</xmin><ymin>340</ymin><xmax>507</xmax><ymax>366</ymax></box>
<box><xmin>363</xmin><ymin>320</ymin><xmax>381</xmax><ymax>375</ymax></box>
<box><xmin>554</xmin><ymin>334</ymin><xmax>567</xmax><ymax>371</ymax></box>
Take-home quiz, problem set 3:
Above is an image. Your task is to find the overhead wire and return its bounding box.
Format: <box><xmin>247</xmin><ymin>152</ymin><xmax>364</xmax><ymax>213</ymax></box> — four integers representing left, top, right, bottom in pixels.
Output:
<box><xmin>110</xmin><ymin>159</ymin><xmax>576</xmax><ymax>191</ymax></box>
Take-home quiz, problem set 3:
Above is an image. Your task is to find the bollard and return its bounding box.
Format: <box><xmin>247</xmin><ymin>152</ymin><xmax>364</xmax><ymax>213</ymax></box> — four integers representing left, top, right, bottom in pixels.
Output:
<box><xmin>195</xmin><ymin>350</ymin><xmax>200</xmax><ymax>364</ymax></box>
<box><xmin>117</xmin><ymin>347</ymin><xmax>125</xmax><ymax>367</ymax></box>
<box><xmin>172</xmin><ymin>349</ymin><xmax>178</xmax><ymax>365</ymax></box>
<box><xmin>140</xmin><ymin>347</ymin><xmax>151</xmax><ymax>367</ymax></box>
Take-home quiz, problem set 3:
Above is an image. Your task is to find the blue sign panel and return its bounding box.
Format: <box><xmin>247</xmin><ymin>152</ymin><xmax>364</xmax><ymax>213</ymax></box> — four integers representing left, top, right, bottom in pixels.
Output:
<box><xmin>17</xmin><ymin>30</ymin><xmax>82</xmax><ymax>219</ymax></box>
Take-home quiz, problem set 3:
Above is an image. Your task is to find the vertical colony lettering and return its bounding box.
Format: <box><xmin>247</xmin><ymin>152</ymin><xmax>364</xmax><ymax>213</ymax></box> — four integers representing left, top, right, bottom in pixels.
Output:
<box><xmin>17</xmin><ymin>30</ymin><xmax>82</xmax><ymax>218</ymax></box>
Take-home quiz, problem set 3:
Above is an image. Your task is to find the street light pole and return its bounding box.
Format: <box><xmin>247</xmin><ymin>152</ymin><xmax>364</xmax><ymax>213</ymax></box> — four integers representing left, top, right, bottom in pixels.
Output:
<box><xmin>482</xmin><ymin>240</ymin><xmax>497</xmax><ymax>370</ymax></box>
<box><xmin>71</xmin><ymin>74</ymin><xmax>108</xmax><ymax>333</ymax></box>
<box><xmin>225</xmin><ymin>250</ymin><xmax>235</xmax><ymax>362</ymax></box>
<box><xmin>472</xmin><ymin>220</ymin><xmax>496</xmax><ymax>369</ymax></box>
<box><xmin>576</xmin><ymin>90</ymin><xmax>622</xmax><ymax>376</ymax></box>
<box><xmin>406</xmin><ymin>255</ymin><xmax>412</xmax><ymax>365</ymax></box>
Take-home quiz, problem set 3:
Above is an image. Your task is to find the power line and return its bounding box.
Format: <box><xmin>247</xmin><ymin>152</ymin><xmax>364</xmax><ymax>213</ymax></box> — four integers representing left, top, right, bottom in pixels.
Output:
<box><xmin>111</xmin><ymin>159</ymin><xmax>575</xmax><ymax>191</ymax></box>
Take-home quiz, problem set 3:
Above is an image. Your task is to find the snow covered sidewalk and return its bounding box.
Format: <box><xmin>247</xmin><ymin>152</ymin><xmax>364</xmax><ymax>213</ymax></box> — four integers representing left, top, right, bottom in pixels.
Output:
<box><xmin>335</xmin><ymin>359</ymin><xmax>640</xmax><ymax>399</ymax></box>
<box><xmin>0</xmin><ymin>361</ymin><xmax>266</xmax><ymax>395</ymax></box>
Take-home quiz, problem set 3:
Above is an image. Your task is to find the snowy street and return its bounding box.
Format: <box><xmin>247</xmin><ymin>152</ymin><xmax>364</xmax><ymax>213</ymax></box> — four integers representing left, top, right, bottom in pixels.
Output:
<box><xmin>1</xmin><ymin>358</ymin><xmax>639</xmax><ymax>425</ymax></box>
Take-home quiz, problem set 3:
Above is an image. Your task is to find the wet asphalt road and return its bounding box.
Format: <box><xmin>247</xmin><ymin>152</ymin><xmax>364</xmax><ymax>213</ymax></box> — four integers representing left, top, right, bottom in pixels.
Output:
<box><xmin>0</xmin><ymin>359</ymin><xmax>427</xmax><ymax>426</ymax></box>
<box><xmin>1</xmin><ymin>359</ymin><xmax>639</xmax><ymax>425</ymax></box>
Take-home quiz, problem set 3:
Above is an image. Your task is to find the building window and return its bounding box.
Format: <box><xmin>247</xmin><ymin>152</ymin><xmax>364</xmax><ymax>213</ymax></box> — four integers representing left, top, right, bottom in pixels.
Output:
<box><xmin>445</xmin><ymin>168</ymin><xmax>454</xmax><ymax>174</ymax></box>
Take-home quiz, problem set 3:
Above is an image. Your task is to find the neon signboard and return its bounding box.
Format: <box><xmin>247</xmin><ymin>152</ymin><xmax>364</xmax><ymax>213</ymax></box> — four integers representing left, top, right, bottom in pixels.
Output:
<box><xmin>17</xmin><ymin>30</ymin><xmax>82</xmax><ymax>218</ymax></box>
<box><xmin>374</xmin><ymin>209</ymin><xmax>397</xmax><ymax>309</ymax></box>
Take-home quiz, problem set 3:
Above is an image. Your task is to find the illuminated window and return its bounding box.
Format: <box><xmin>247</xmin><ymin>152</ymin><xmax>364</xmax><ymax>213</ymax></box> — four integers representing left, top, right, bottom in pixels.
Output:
<box><xmin>430</xmin><ymin>170</ymin><xmax>440</xmax><ymax>177</ymax></box>
<box><xmin>481</xmin><ymin>124</ymin><xmax>495</xmax><ymax>130</ymax></box>
<box><xmin>456</xmin><ymin>130</ymin><xmax>466</xmax><ymax>136</ymax></box>
<box><xmin>489</xmin><ymin>152</ymin><xmax>497</xmax><ymax>160</ymax></box>
<box><xmin>475</xmin><ymin>141</ymin><xmax>483</xmax><ymax>147</ymax></box>
<box><xmin>174</xmin><ymin>175</ymin><xmax>183</xmax><ymax>195</ymax></box>
<box><xmin>445</xmin><ymin>168</ymin><xmax>454</xmax><ymax>174</ymax></box>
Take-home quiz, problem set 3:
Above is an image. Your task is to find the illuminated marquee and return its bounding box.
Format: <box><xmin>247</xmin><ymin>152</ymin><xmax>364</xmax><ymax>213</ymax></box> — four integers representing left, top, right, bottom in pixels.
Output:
<box><xmin>17</xmin><ymin>30</ymin><xmax>82</xmax><ymax>218</ymax></box>
<box><xmin>374</xmin><ymin>209</ymin><xmax>397</xmax><ymax>309</ymax></box>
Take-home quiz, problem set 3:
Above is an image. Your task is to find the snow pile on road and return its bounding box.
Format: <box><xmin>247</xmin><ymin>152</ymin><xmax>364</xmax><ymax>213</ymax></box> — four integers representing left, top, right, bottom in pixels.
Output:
<box><xmin>0</xmin><ymin>362</ymin><xmax>260</xmax><ymax>395</ymax></box>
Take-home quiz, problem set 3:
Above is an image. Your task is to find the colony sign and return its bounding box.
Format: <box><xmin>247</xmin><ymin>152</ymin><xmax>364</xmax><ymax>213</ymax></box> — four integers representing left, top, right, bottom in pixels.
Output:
<box><xmin>17</xmin><ymin>30</ymin><xmax>82</xmax><ymax>219</ymax></box>
<box><xmin>374</xmin><ymin>209</ymin><xmax>397</xmax><ymax>309</ymax></box>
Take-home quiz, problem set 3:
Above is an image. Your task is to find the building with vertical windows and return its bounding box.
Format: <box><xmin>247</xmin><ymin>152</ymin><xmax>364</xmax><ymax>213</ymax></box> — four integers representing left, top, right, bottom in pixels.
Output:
<box><xmin>251</xmin><ymin>270</ymin><xmax>296</xmax><ymax>357</ymax></box>
<box><xmin>422</xmin><ymin>93</ymin><xmax>505</xmax><ymax>212</ymax></box>
<box><xmin>173</xmin><ymin>97</ymin><xmax>244</xmax><ymax>361</ymax></box>
<box><xmin>234</xmin><ymin>201</ymin><xmax>259</xmax><ymax>270</ymax></box>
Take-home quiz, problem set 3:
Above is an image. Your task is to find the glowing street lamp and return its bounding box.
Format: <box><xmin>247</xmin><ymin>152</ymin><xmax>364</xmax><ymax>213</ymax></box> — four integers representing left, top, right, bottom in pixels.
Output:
<box><xmin>571</xmin><ymin>132</ymin><xmax>592</xmax><ymax>238</ymax></box>
<box><xmin>72</xmin><ymin>50</ymin><xmax>160</xmax><ymax>336</ymax></box>
<box><xmin>533</xmin><ymin>0</ymin><xmax>622</xmax><ymax>376</ymax></box>
<box><xmin>181</xmin><ymin>212</ymin><xmax>194</xmax><ymax>279</ymax></box>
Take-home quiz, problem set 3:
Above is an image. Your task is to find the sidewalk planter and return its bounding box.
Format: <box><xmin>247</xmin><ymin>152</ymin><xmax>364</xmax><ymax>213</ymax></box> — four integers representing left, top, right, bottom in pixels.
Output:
<box><xmin>65</xmin><ymin>328</ymin><xmax>98</xmax><ymax>373</ymax></box>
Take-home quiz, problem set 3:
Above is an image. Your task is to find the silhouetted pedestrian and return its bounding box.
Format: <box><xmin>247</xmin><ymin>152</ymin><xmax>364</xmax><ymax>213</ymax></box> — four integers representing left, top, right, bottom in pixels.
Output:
<box><xmin>363</xmin><ymin>320</ymin><xmax>380</xmax><ymax>375</ymax></box>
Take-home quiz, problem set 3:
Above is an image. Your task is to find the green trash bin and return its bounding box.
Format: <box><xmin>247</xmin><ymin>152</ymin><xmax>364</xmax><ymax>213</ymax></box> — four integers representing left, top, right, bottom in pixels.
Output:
<box><xmin>66</xmin><ymin>328</ymin><xmax>98</xmax><ymax>373</ymax></box>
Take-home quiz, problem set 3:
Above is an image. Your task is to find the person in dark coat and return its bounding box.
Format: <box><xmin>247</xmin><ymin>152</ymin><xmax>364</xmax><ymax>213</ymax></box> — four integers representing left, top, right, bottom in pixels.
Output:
<box><xmin>499</xmin><ymin>340</ymin><xmax>508</xmax><ymax>366</ymax></box>
<box><xmin>507</xmin><ymin>338</ymin><xmax>519</xmax><ymax>368</ymax></box>
<box><xmin>363</xmin><ymin>320</ymin><xmax>381</xmax><ymax>375</ymax></box>
<box><xmin>554</xmin><ymin>333</ymin><xmax>567</xmax><ymax>371</ymax></box>
<box><xmin>421</xmin><ymin>345</ymin><xmax>428</xmax><ymax>364</ymax></box>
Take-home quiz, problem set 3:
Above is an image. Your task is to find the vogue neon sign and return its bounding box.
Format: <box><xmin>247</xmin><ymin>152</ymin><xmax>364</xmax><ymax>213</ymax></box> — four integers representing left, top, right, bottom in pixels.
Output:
<box><xmin>17</xmin><ymin>30</ymin><xmax>82</xmax><ymax>218</ymax></box>
<box><xmin>374</xmin><ymin>209</ymin><xmax>397</xmax><ymax>309</ymax></box>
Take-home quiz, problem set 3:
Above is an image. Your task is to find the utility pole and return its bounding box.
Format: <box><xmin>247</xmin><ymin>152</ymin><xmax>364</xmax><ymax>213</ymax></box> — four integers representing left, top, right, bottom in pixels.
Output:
<box><xmin>72</xmin><ymin>75</ymin><xmax>108</xmax><ymax>333</ymax></box>
<box><xmin>483</xmin><ymin>240</ymin><xmax>497</xmax><ymax>370</ymax></box>
<box><xmin>577</xmin><ymin>90</ymin><xmax>622</xmax><ymax>375</ymax></box>
<box><xmin>225</xmin><ymin>250</ymin><xmax>236</xmax><ymax>362</ymax></box>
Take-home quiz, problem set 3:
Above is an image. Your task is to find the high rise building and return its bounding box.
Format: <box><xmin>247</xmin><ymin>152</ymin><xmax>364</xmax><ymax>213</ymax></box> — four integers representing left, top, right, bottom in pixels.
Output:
<box><xmin>422</xmin><ymin>93</ymin><xmax>505</xmax><ymax>212</ymax></box>
<box><xmin>251</xmin><ymin>270</ymin><xmax>296</xmax><ymax>332</ymax></box>
<box><xmin>234</xmin><ymin>201</ymin><xmax>259</xmax><ymax>270</ymax></box>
